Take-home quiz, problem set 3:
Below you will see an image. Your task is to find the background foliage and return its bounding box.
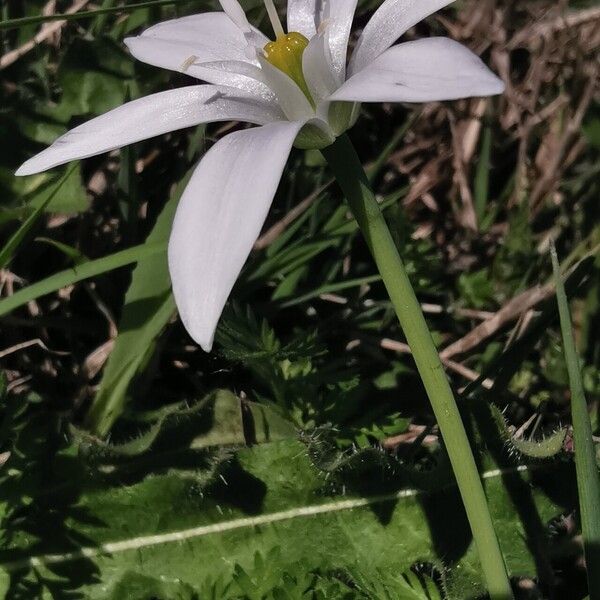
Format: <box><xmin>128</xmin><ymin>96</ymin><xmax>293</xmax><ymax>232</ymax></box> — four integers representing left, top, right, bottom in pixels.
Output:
<box><xmin>0</xmin><ymin>0</ymin><xmax>599</xmax><ymax>598</ymax></box>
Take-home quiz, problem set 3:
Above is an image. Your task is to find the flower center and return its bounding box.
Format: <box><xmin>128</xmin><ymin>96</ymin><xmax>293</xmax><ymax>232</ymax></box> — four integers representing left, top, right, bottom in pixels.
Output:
<box><xmin>260</xmin><ymin>0</ymin><xmax>313</xmax><ymax>104</ymax></box>
<box><xmin>264</xmin><ymin>32</ymin><xmax>312</xmax><ymax>100</ymax></box>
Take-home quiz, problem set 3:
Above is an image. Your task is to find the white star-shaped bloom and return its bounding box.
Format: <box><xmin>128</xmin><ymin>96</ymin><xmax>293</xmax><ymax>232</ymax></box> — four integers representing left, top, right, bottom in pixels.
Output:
<box><xmin>17</xmin><ymin>0</ymin><xmax>504</xmax><ymax>351</ymax></box>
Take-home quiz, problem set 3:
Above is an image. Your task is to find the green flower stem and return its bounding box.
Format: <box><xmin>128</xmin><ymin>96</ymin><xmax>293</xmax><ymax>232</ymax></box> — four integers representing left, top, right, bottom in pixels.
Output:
<box><xmin>321</xmin><ymin>134</ymin><xmax>513</xmax><ymax>600</ymax></box>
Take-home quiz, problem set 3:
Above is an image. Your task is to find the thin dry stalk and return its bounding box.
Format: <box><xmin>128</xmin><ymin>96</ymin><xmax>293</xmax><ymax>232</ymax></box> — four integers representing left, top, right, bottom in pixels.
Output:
<box><xmin>1</xmin><ymin>0</ymin><xmax>92</xmax><ymax>70</ymax></box>
<box><xmin>439</xmin><ymin>283</ymin><xmax>555</xmax><ymax>360</ymax></box>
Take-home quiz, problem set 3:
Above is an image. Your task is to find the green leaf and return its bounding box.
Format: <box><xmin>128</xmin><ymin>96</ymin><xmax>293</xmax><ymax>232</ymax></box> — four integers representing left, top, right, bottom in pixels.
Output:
<box><xmin>84</xmin><ymin>167</ymin><xmax>193</xmax><ymax>436</ymax></box>
<box><xmin>0</xmin><ymin>164</ymin><xmax>78</xmax><ymax>270</ymax></box>
<box><xmin>457</xmin><ymin>268</ymin><xmax>495</xmax><ymax>309</ymax></box>
<box><xmin>509</xmin><ymin>428</ymin><xmax>567</xmax><ymax>460</ymax></box>
<box><xmin>551</xmin><ymin>242</ymin><xmax>600</xmax><ymax>598</ymax></box>
<box><xmin>0</xmin><ymin>0</ymin><xmax>195</xmax><ymax>31</ymax></box>
<box><xmin>55</xmin><ymin>38</ymin><xmax>135</xmax><ymax>117</ymax></box>
<box><xmin>0</xmin><ymin>162</ymin><xmax>87</xmax><ymax>226</ymax></box>
<box><xmin>582</xmin><ymin>116</ymin><xmax>600</xmax><ymax>150</ymax></box>
<box><xmin>76</xmin><ymin>390</ymin><xmax>296</xmax><ymax>464</ymax></box>
<box><xmin>34</xmin><ymin>237</ymin><xmax>87</xmax><ymax>264</ymax></box>
<box><xmin>473</xmin><ymin>121</ymin><xmax>492</xmax><ymax>226</ymax></box>
<box><xmin>106</xmin><ymin>572</ymin><xmax>197</xmax><ymax>600</ymax></box>
<box><xmin>350</xmin><ymin>567</ymin><xmax>443</xmax><ymax>600</ymax></box>
<box><xmin>0</xmin><ymin>241</ymin><xmax>166</xmax><ymax>318</ymax></box>
<box><xmin>0</xmin><ymin>430</ymin><xmax>579</xmax><ymax>600</ymax></box>
<box><xmin>30</xmin><ymin>166</ymin><xmax>87</xmax><ymax>213</ymax></box>
<box><xmin>491</xmin><ymin>405</ymin><xmax>567</xmax><ymax>460</ymax></box>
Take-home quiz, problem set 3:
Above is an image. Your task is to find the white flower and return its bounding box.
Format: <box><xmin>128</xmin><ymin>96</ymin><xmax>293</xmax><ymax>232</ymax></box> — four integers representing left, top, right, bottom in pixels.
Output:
<box><xmin>16</xmin><ymin>0</ymin><xmax>504</xmax><ymax>351</ymax></box>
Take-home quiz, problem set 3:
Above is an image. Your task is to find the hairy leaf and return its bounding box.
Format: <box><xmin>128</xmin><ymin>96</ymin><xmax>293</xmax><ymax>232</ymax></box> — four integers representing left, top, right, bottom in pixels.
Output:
<box><xmin>0</xmin><ymin>428</ymin><xmax>578</xmax><ymax>599</ymax></box>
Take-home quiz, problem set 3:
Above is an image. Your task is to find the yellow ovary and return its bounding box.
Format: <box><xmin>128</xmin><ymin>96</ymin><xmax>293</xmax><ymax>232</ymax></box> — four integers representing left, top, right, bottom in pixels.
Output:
<box><xmin>264</xmin><ymin>32</ymin><xmax>313</xmax><ymax>104</ymax></box>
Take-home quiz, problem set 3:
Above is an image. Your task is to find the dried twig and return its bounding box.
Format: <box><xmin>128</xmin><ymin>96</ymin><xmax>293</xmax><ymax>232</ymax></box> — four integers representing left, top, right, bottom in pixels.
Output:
<box><xmin>0</xmin><ymin>338</ymin><xmax>68</xmax><ymax>359</ymax></box>
<box><xmin>382</xmin><ymin>424</ymin><xmax>438</xmax><ymax>449</ymax></box>
<box><xmin>380</xmin><ymin>337</ymin><xmax>494</xmax><ymax>388</ymax></box>
<box><xmin>420</xmin><ymin>303</ymin><xmax>495</xmax><ymax>320</ymax></box>
<box><xmin>439</xmin><ymin>282</ymin><xmax>554</xmax><ymax>360</ymax></box>
<box><xmin>254</xmin><ymin>179</ymin><xmax>333</xmax><ymax>250</ymax></box>
<box><xmin>508</xmin><ymin>6</ymin><xmax>600</xmax><ymax>49</ymax></box>
<box><xmin>530</xmin><ymin>74</ymin><xmax>597</xmax><ymax>209</ymax></box>
<box><xmin>0</xmin><ymin>0</ymin><xmax>91</xmax><ymax>70</ymax></box>
<box><xmin>82</xmin><ymin>339</ymin><xmax>115</xmax><ymax>380</ymax></box>
<box><xmin>448</xmin><ymin>111</ymin><xmax>478</xmax><ymax>231</ymax></box>
<box><xmin>0</xmin><ymin>452</ymin><xmax>11</xmax><ymax>468</ymax></box>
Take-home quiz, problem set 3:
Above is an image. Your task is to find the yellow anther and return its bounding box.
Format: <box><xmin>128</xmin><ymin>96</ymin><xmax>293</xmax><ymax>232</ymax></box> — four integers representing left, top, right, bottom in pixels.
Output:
<box><xmin>264</xmin><ymin>32</ymin><xmax>313</xmax><ymax>104</ymax></box>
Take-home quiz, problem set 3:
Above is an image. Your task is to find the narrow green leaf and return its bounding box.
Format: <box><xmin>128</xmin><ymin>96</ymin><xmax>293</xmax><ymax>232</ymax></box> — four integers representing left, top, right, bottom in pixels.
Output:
<box><xmin>0</xmin><ymin>241</ymin><xmax>165</xmax><ymax>318</ymax></box>
<box><xmin>247</xmin><ymin>188</ymin><xmax>406</xmax><ymax>283</ymax></box>
<box><xmin>474</xmin><ymin>122</ymin><xmax>492</xmax><ymax>225</ymax></box>
<box><xmin>279</xmin><ymin>274</ymin><xmax>381</xmax><ymax>308</ymax></box>
<box><xmin>551</xmin><ymin>242</ymin><xmax>600</xmax><ymax>598</ymax></box>
<box><xmin>85</xmin><ymin>168</ymin><xmax>195</xmax><ymax>436</ymax></box>
<box><xmin>34</xmin><ymin>237</ymin><xmax>87</xmax><ymax>264</ymax></box>
<box><xmin>366</xmin><ymin>112</ymin><xmax>420</xmax><ymax>183</ymax></box>
<box><xmin>0</xmin><ymin>164</ymin><xmax>77</xmax><ymax>270</ymax></box>
<box><xmin>89</xmin><ymin>0</ymin><xmax>118</xmax><ymax>35</ymax></box>
<box><xmin>0</xmin><ymin>0</ymin><xmax>194</xmax><ymax>30</ymax></box>
<box><xmin>85</xmin><ymin>294</ymin><xmax>176</xmax><ymax>434</ymax></box>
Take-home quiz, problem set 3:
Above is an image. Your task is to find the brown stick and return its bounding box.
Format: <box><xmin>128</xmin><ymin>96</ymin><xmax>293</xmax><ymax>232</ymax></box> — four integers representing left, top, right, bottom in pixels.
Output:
<box><xmin>508</xmin><ymin>6</ymin><xmax>600</xmax><ymax>49</ymax></box>
<box><xmin>254</xmin><ymin>179</ymin><xmax>333</xmax><ymax>250</ymax></box>
<box><xmin>439</xmin><ymin>282</ymin><xmax>554</xmax><ymax>360</ymax></box>
<box><xmin>0</xmin><ymin>338</ymin><xmax>69</xmax><ymax>359</ymax></box>
<box><xmin>380</xmin><ymin>337</ymin><xmax>494</xmax><ymax>388</ymax></box>
<box><xmin>1</xmin><ymin>0</ymin><xmax>91</xmax><ymax>70</ymax></box>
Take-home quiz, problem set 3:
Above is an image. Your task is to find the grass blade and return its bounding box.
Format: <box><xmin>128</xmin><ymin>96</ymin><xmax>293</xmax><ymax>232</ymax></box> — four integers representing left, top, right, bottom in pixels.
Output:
<box><xmin>551</xmin><ymin>241</ymin><xmax>600</xmax><ymax>599</ymax></box>
<box><xmin>0</xmin><ymin>164</ymin><xmax>78</xmax><ymax>270</ymax></box>
<box><xmin>0</xmin><ymin>0</ymin><xmax>193</xmax><ymax>31</ymax></box>
<box><xmin>279</xmin><ymin>274</ymin><xmax>381</xmax><ymax>308</ymax></box>
<box><xmin>366</xmin><ymin>111</ymin><xmax>420</xmax><ymax>183</ymax></box>
<box><xmin>474</xmin><ymin>121</ymin><xmax>492</xmax><ymax>225</ymax></box>
<box><xmin>0</xmin><ymin>241</ymin><xmax>165</xmax><ymax>318</ymax></box>
<box><xmin>86</xmin><ymin>169</ymin><xmax>194</xmax><ymax>436</ymax></box>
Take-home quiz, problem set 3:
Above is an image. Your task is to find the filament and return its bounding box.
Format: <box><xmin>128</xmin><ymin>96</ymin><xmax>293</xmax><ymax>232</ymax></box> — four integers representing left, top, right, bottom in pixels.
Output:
<box><xmin>263</xmin><ymin>0</ymin><xmax>285</xmax><ymax>38</ymax></box>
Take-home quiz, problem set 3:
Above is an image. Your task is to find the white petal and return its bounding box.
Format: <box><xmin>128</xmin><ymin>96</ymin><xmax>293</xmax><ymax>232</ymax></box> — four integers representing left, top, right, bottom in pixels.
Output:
<box><xmin>168</xmin><ymin>121</ymin><xmax>304</xmax><ymax>351</ymax></box>
<box><xmin>322</xmin><ymin>0</ymin><xmax>358</xmax><ymax>79</ymax></box>
<box><xmin>287</xmin><ymin>0</ymin><xmax>317</xmax><ymax>38</ymax></box>
<box><xmin>194</xmin><ymin>60</ymin><xmax>277</xmax><ymax>103</ymax></box>
<box><xmin>301</xmin><ymin>31</ymin><xmax>340</xmax><ymax>122</ymax></box>
<box><xmin>257</xmin><ymin>55</ymin><xmax>315</xmax><ymax>121</ymax></box>
<box><xmin>216</xmin><ymin>0</ymin><xmax>271</xmax><ymax>48</ymax></box>
<box><xmin>288</xmin><ymin>0</ymin><xmax>356</xmax><ymax>72</ymax></box>
<box><xmin>16</xmin><ymin>86</ymin><xmax>283</xmax><ymax>176</ymax></box>
<box><xmin>125</xmin><ymin>38</ymin><xmax>259</xmax><ymax>91</ymax></box>
<box><xmin>124</xmin><ymin>12</ymin><xmax>268</xmax><ymax>89</ymax></box>
<box><xmin>218</xmin><ymin>0</ymin><xmax>252</xmax><ymax>31</ymax></box>
<box><xmin>302</xmin><ymin>31</ymin><xmax>341</xmax><ymax>105</ymax></box>
<box><xmin>332</xmin><ymin>38</ymin><xmax>505</xmax><ymax>103</ymax></box>
<box><xmin>349</xmin><ymin>0</ymin><xmax>454</xmax><ymax>75</ymax></box>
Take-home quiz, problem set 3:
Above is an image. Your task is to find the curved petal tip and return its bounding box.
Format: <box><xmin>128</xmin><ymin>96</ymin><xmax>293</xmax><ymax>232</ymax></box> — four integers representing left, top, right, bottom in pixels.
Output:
<box><xmin>491</xmin><ymin>75</ymin><xmax>506</xmax><ymax>95</ymax></box>
<box><xmin>168</xmin><ymin>120</ymin><xmax>303</xmax><ymax>353</ymax></box>
<box><xmin>178</xmin><ymin>317</ymin><xmax>216</xmax><ymax>353</ymax></box>
<box><xmin>15</xmin><ymin>162</ymin><xmax>34</xmax><ymax>177</ymax></box>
